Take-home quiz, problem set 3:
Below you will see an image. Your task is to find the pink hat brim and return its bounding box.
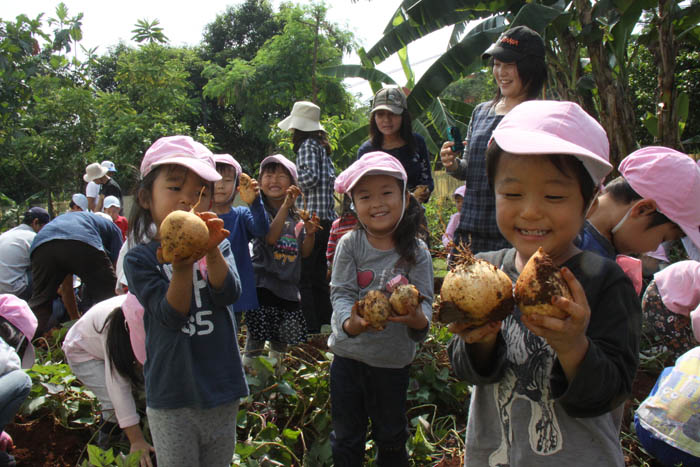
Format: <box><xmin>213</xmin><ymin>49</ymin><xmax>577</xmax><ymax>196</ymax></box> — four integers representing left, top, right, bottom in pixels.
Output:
<box><xmin>122</xmin><ymin>293</ymin><xmax>146</xmax><ymax>365</ymax></box>
<box><xmin>151</xmin><ymin>156</ymin><xmax>221</xmax><ymax>183</ymax></box>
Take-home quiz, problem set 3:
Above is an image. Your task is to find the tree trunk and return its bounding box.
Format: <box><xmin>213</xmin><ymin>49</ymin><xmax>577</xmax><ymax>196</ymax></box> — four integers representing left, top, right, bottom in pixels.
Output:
<box><xmin>575</xmin><ymin>0</ymin><xmax>638</xmax><ymax>169</ymax></box>
<box><xmin>654</xmin><ymin>0</ymin><xmax>680</xmax><ymax>149</ymax></box>
<box><xmin>311</xmin><ymin>11</ymin><xmax>320</xmax><ymax>103</ymax></box>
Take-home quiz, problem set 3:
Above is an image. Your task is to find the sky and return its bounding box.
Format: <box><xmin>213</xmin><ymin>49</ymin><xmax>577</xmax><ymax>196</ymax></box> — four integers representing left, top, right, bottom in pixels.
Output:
<box><xmin>2</xmin><ymin>0</ymin><xmax>454</xmax><ymax>103</ymax></box>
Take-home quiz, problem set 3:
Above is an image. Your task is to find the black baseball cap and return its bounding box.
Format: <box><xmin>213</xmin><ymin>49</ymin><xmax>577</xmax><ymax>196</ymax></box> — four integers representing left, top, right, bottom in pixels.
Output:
<box><xmin>23</xmin><ymin>207</ymin><xmax>50</xmax><ymax>225</ymax></box>
<box><xmin>482</xmin><ymin>25</ymin><xmax>545</xmax><ymax>62</ymax></box>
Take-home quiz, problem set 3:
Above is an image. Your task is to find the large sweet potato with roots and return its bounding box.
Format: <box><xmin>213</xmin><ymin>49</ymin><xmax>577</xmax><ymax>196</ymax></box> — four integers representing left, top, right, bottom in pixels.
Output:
<box><xmin>157</xmin><ymin>210</ymin><xmax>209</xmax><ymax>264</ymax></box>
<box><xmin>514</xmin><ymin>247</ymin><xmax>572</xmax><ymax>319</ymax></box>
<box><xmin>437</xmin><ymin>244</ymin><xmax>514</xmax><ymax>327</ymax></box>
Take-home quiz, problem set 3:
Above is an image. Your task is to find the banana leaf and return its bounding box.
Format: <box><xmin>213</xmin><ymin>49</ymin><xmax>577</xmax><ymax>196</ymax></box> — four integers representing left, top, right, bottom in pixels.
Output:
<box><xmin>319</xmin><ymin>65</ymin><xmax>397</xmax><ymax>86</ymax></box>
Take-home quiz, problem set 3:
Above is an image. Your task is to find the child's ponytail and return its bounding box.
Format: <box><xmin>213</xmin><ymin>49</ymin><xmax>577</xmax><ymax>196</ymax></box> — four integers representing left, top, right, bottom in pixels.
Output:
<box><xmin>102</xmin><ymin>307</ymin><xmax>142</xmax><ymax>387</ymax></box>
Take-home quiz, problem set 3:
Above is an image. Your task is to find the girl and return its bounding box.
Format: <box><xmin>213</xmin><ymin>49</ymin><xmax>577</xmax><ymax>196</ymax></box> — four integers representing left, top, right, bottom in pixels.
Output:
<box><xmin>212</xmin><ymin>154</ymin><xmax>269</xmax><ymax>328</ymax></box>
<box><xmin>244</xmin><ymin>154</ymin><xmax>316</xmax><ymax>368</ymax></box>
<box><xmin>62</xmin><ymin>294</ymin><xmax>154</xmax><ymax>466</ymax></box>
<box><xmin>329</xmin><ymin>152</ymin><xmax>434</xmax><ymax>465</ymax></box>
<box><xmin>123</xmin><ymin>135</ymin><xmax>247</xmax><ymax>467</ymax></box>
<box><xmin>326</xmin><ymin>194</ymin><xmax>358</xmax><ymax>278</ymax></box>
<box><xmin>440</xmin><ymin>25</ymin><xmax>547</xmax><ymax>253</ymax></box>
<box><xmin>357</xmin><ymin>86</ymin><xmax>434</xmax><ymax>202</ymax></box>
<box><xmin>448</xmin><ymin>101</ymin><xmax>640</xmax><ymax>465</ymax></box>
<box><xmin>442</xmin><ymin>185</ymin><xmax>466</xmax><ymax>248</ymax></box>
<box><xmin>641</xmin><ymin>260</ymin><xmax>700</xmax><ymax>362</ymax></box>
<box><xmin>278</xmin><ymin>101</ymin><xmax>336</xmax><ymax>334</ymax></box>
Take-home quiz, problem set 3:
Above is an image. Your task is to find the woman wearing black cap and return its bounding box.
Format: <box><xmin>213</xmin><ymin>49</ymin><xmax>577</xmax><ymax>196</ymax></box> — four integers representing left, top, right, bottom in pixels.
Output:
<box><xmin>440</xmin><ymin>25</ymin><xmax>547</xmax><ymax>254</ymax></box>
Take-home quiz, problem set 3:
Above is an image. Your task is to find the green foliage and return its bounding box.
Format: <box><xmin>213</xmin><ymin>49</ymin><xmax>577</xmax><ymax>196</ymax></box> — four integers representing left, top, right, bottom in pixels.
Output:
<box><xmin>131</xmin><ymin>19</ymin><xmax>169</xmax><ymax>45</ymax></box>
<box><xmin>423</xmin><ymin>193</ymin><xmax>457</xmax><ymax>251</ymax></box>
<box><xmin>81</xmin><ymin>445</ymin><xmax>141</xmax><ymax>467</ymax></box>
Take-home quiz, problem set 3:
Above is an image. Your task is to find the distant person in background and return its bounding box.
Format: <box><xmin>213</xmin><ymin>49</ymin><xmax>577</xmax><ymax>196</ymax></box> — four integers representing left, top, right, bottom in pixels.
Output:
<box><xmin>70</xmin><ymin>194</ymin><xmax>89</xmax><ymax>212</ymax></box>
<box><xmin>440</xmin><ymin>25</ymin><xmax>547</xmax><ymax>253</ymax></box>
<box><xmin>84</xmin><ymin>161</ymin><xmax>122</xmax><ymax>213</ymax></box>
<box><xmin>0</xmin><ymin>208</ymin><xmax>50</xmax><ymax>300</ymax></box>
<box><xmin>28</xmin><ymin>211</ymin><xmax>122</xmax><ymax>336</ymax></box>
<box><xmin>0</xmin><ymin>294</ymin><xmax>37</xmax><ymax>467</ymax></box>
<box><xmin>326</xmin><ymin>194</ymin><xmax>358</xmax><ymax>279</ymax></box>
<box><xmin>442</xmin><ymin>185</ymin><xmax>466</xmax><ymax>248</ymax></box>
<box><xmin>103</xmin><ymin>196</ymin><xmax>128</xmax><ymax>241</ymax></box>
<box><xmin>278</xmin><ymin>101</ymin><xmax>336</xmax><ymax>334</ymax></box>
<box><xmin>357</xmin><ymin>86</ymin><xmax>434</xmax><ymax>203</ymax></box>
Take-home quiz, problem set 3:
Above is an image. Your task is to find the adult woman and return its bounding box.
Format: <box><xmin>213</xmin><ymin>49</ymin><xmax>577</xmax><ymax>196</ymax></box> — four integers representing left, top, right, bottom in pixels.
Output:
<box><xmin>440</xmin><ymin>25</ymin><xmax>547</xmax><ymax>254</ymax></box>
<box><xmin>357</xmin><ymin>86</ymin><xmax>434</xmax><ymax>203</ymax></box>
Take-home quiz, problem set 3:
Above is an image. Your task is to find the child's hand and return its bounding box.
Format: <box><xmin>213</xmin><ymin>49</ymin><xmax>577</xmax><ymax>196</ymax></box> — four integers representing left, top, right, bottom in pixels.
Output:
<box><xmin>197</xmin><ymin>212</ymin><xmax>230</xmax><ymax>253</ymax></box>
<box><xmin>237</xmin><ymin>173</ymin><xmax>260</xmax><ymax>205</ymax></box>
<box><xmin>521</xmin><ymin>267</ymin><xmax>591</xmax><ymax>358</ymax></box>
<box><xmin>303</xmin><ymin>212</ymin><xmax>322</xmax><ymax>235</ymax></box>
<box><xmin>448</xmin><ymin>321</ymin><xmax>501</xmax><ymax>345</ymax></box>
<box><xmin>387</xmin><ymin>298</ymin><xmax>428</xmax><ymax>330</ymax></box>
<box><xmin>343</xmin><ymin>302</ymin><xmax>371</xmax><ymax>336</ymax></box>
<box><xmin>282</xmin><ymin>185</ymin><xmax>301</xmax><ymax>210</ymax></box>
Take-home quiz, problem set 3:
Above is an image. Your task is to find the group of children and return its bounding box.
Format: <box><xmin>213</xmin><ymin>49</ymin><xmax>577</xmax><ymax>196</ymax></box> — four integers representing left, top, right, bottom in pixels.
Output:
<box><xmin>6</xmin><ymin>90</ymin><xmax>694</xmax><ymax>467</ymax></box>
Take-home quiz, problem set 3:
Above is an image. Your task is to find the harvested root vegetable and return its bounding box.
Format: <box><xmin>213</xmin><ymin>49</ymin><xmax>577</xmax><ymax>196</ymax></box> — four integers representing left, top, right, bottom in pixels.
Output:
<box><xmin>514</xmin><ymin>247</ymin><xmax>572</xmax><ymax>319</ymax></box>
<box><xmin>389</xmin><ymin>284</ymin><xmax>422</xmax><ymax>316</ymax></box>
<box><xmin>237</xmin><ymin>173</ymin><xmax>257</xmax><ymax>205</ymax></box>
<box><xmin>412</xmin><ymin>184</ymin><xmax>430</xmax><ymax>203</ymax></box>
<box><xmin>157</xmin><ymin>190</ymin><xmax>209</xmax><ymax>264</ymax></box>
<box><xmin>354</xmin><ymin>290</ymin><xmax>392</xmax><ymax>330</ymax></box>
<box><xmin>299</xmin><ymin>192</ymin><xmax>323</xmax><ymax>230</ymax></box>
<box><xmin>437</xmin><ymin>244</ymin><xmax>514</xmax><ymax>326</ymax></box>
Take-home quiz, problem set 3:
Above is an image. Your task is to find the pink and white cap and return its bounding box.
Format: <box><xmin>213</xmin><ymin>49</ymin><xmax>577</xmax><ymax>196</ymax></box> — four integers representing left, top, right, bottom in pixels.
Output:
<box><xmin>0</xmin><ymin>294</ymin><xmax>37</xmax><ymax>369</ymax></box>
<box><xmin>335</xmin><ymin>151</ymin><xmax>407</xmax><ymax>194</ymax></box>
<box><xmin>140</xmin><ymin>135</ymin><xmax>221</xmax><ymax>182</ymax></box>
<box><xmin>214</xmin><ymin>153</ymin><xmax>242</xmax><ymax>179</ymax></box>
<box><xmin>453</xmin><ymin>185</ymin><xmax>466</xmax><ymax>198</ymax></box>
<box><xmin>619</xmin><ymin>146</ymin><xmax>700</xmax><ymax>250</ymax></box>
<box><xmin>491</xmin><ymin>100</ymin><xmax>612</xmax><ymax>185</ymax></box>
<box><xmin>260</xmin><ymin>154</ymin><xmax>298</xmax><ymax>185</ymax></box>
<box><xmin>121</xmin><ymin>292</ymin><xmax>146</xmax><ymax>365</ymax></box>
<box><xmin>653</xmin><ymin>260</ymin><xmax>700</xmax><ymax>342</ymax></box>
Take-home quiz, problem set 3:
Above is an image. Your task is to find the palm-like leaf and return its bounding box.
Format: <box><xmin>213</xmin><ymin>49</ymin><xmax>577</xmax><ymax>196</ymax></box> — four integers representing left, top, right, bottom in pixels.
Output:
<box><xmin>319</xmin><ymin>65</ymin><xmax>397</xmax><ymax>86</ymax></box>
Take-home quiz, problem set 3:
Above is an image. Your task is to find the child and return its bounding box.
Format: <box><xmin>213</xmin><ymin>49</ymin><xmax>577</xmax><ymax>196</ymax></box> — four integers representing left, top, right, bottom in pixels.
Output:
<box><xmin>448</xmin><ymin>101</ymin><xmax>640</xmax><ymax>465</ymax></box>
<box><xmin>278</xmin><ymin>101</ymin><xmax>336</xmax><ymax>333</ymax></box>
<box><xmin>62</xmin><ymin>294</ymin><xmax>154</xmax><ymax>464</ymax></box>
<box><xmin>326</xmin><ymin>194</ymin><xmax>358</xmax><ymax>277</ymax></box>
<box><xmin>211</xmin><ymin>154</ymin><xmax>269</xmax><ymax>328</ymax></box>
<box><xmin>579</xmin><ymin>146</ymin><xmax>700</xmax><ymax>260</ymax></box>
<box><xmin>442</xmin><ymin>185</ymin><xmax>466</xmax><ymax>248</ymax></box>
<box><xmin>642</xmin><ymin>260</ymin><xmax>700</xmax><ymax>362</ymax></box>
<box><xmin>635</xmin><ymin>346</ymin><xmax>700</xmax><ymax>466</ymax></box>
<box><xmin>70</xmin><ymin>193</ymin><xmax>88</xmax><ymax>211</ymax></box>
<box><xmin>123</xmin><ymin>135</ymin><xmax>247</xmax><ymax>467</ymax></box>
<box><xmin>103</xmin><ymin>196</ymin><xmax>128</xmax><ymax>241</ymax></box>
<box><xmin>244</xmin><ymin>154</ymin><xmax>316</xmax><ymax>368</ymax></box>
<box><xmin>329</xmin><ymin>151</ymin><xmax>434</xmax><ymax>465</ymax></box>
<box><xmin>0</xmin><ymin>295</ymin><xmax>35</xmax><ymax>467</ymax></box>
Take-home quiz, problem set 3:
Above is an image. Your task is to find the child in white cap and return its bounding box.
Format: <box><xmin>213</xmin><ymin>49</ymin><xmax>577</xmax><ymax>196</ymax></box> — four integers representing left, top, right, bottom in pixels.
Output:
<box><xmin>329</xmin><ymin>151</ymin><xmax>434</xmax><ymax>465</ymax></box>
<box><xmin>123</xmin><ymin>135</ymin><xmax>246</xmax><ymax>467</ymax></box>
<box><xmin>103</xmin><ymin>195</ymin><xmax>128</xmax><ymax>241</ymax></box>
<box><xmin>448</xmin><ymin>100</ymin><xmax>640</xmax><ymax>465</ymax></box>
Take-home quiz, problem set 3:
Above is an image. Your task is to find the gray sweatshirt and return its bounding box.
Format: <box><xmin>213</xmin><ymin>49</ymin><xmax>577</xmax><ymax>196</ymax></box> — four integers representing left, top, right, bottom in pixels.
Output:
<box><xmin>328</xmin><ymin>230</ymin><xmax>433</xmax><ymax>368</ymax></box>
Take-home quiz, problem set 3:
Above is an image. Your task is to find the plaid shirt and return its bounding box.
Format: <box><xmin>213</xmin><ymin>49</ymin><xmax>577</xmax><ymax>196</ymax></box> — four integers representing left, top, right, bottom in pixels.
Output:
<box><xmin>296</xmin><ymin>138</ymin><xmax>337</xmax><ymax>221</ymax></box>
<box><xmin>450</xmin><ymin>102</ymin><xmax>510</xmax><ymax>253</ymax></box>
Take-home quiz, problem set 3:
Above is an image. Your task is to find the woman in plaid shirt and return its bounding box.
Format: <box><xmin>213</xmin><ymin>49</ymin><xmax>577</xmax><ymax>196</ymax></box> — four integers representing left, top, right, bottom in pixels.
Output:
<box><xmin>278</xmin><ymin>101</ymin><xmax>337</xmax><ymax>333</ymax></box>
<box><xmin>439</xmin><ymin>26</ymin><xmax>547</xmax><ymax>254</ymax></box>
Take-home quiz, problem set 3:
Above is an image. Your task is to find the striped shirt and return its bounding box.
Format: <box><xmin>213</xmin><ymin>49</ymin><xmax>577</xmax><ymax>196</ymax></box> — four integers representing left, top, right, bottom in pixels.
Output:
<box><xmin>326</xmin><ymin>213</ymin><xmax>358</xmax><ymax>267</ymax></box>
<box><xmin>296</xmin><ymin>138</ymin><xmax>337</xmax><ymax>221</ymax></box>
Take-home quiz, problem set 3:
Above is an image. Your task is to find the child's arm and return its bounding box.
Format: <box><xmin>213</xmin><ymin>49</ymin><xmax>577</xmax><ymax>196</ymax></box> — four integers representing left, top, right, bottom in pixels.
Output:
<box><xmin>524</xmin><ymin>262</ymin><xmax>640</xmax><ymax>417</ymax></box>
<box><xmin>265</xmin><ymin>186</ymin><xmax>300</xmax><ymax>245</ymax></box>
<box><xmin>242</xmin><ymin>194</ymin><xmax>270</xmax><ymax>240</ymax></box>
<box><xmin>300</xmin><ymin>214</ymin><xmax>320</xmax><ymax>258</ymax></box>
<box><xmin>387</xmin><ymin>244</ymin><xmax>433</xmax><ymax>338</ymax></box>
<box><xmin>330</xmin><ymin>234</ymin><xmax>371</xmax><ymax>337</ymax></box>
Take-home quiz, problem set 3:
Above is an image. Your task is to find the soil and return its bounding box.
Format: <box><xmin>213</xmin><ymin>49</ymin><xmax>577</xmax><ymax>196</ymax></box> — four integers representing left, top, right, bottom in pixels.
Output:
<box><xmin>7</xmin><ymin>411</ymin><xmax>92</xmax><ymax>466</ymax></box>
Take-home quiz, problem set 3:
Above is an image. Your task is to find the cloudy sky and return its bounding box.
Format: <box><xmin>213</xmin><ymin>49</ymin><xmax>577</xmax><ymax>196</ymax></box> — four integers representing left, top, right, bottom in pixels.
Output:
<box><xmin>3</xmin><ymin>0</ymin><xmax>453</xmax><ymax>102</ymax></box>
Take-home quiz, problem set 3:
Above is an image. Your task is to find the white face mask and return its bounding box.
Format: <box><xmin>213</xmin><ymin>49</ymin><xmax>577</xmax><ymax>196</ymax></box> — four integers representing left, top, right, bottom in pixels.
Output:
<box><xmin>610</xmin><ymin>206</ymin><xmax>634</xmax><ymax>236</ymax></box>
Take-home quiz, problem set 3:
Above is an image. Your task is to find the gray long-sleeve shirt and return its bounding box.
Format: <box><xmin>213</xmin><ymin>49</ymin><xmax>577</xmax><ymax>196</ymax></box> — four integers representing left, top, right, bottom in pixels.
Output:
<box><xmin>328</xmin><ymin>230</ymin><xmax>434</xmax><ymax>368</ymax></box>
